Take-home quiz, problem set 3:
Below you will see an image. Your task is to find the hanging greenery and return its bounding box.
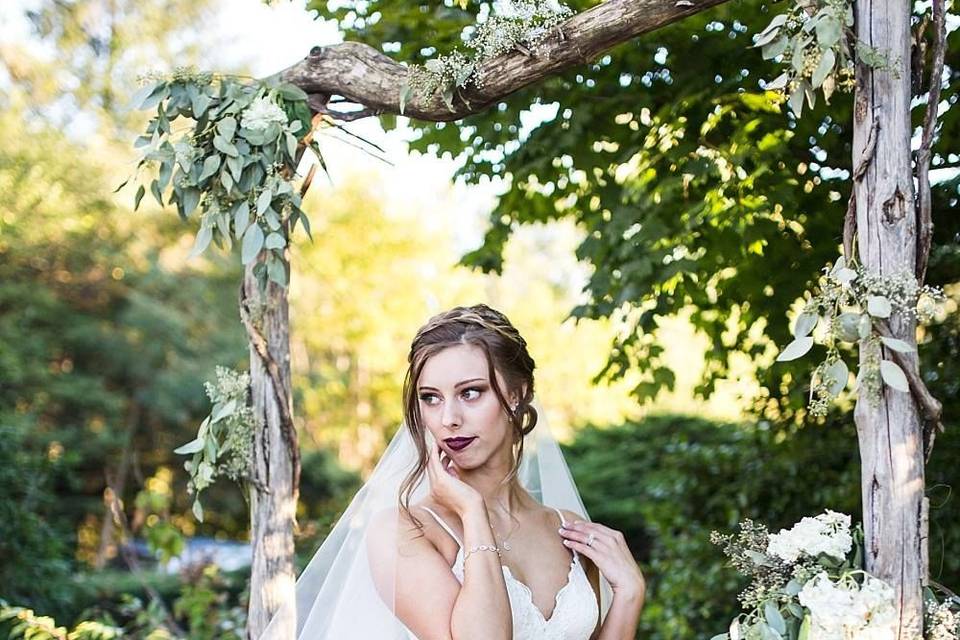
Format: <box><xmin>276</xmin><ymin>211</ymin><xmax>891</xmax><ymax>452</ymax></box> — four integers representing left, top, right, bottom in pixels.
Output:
<box><xmin>401</xmin><ymin>0</ymin><xmax>573</xmax><ymax>113</ymax></box>
<box><xmin>174</xmin><ymin>366</ymin><xmax>259</xmax><ymax>522</ymax></box>
<box><xmin>775</xmin><ymin>255</ymin><xmax>944</xmax><ymax>417</ymax></box>
<box><xmin>123</xmin><ymin>66</ymin><xmax>320</xmax><ymax>291</ymax></box>
<box><xmin>753</xmin><ymin>0</ymin><xmax>893</xmax><ymax>116</ymax></box>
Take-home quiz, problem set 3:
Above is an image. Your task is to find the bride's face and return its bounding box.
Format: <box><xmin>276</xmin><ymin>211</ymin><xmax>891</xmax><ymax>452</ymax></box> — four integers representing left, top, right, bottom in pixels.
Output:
<box><xmin>417</xmin><ymin>343</ymin><xmax>515</xmax><ymax>470</ymax></box>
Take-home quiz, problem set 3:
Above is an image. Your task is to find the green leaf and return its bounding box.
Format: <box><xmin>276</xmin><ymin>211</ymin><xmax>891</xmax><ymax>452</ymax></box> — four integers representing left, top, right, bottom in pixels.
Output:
<box><xmin>793</xmin><ymin>312</ymin><xmax>818</xmax><ymax>338</ymax></box>
<box><xmin>811</xmin><ymin>48</ymin><xmax>836</xmax><ymax>89</ymax></box>
<box><xmin>879</xmin><ymin>359</ymin><xmax>909</xmax><ymax>392</ymax></box>
<box><xmin>189</xmin><ymin>224</ymin><xmax>213</xmax><ymax>258</ymax></box>
<box><xmin>158</xmin><ymin>158</ymin><xmax>173</xmax><ymax>191</ymax></box>
<box><xmin>788</xmin><ymin>85</ymin><xmax>805</xmax><ymax>117</ymax></box>
<box><xmin>265</xmin><ymin>208</ymin><xmax>281</xmax><ymax>230</ymax></box>
<box><xmin>192</xmin><ymin>500</ymin><xmax>204</xmax><ymax>522</ymax></box>
<box><xmin>174</xmin><ymin>438</ymin><xmax>204</xmax><ymax>455</ymax></box>
<box><xmin>140</xmin><ymin>82</ymin><xmax>169</xmax><ymax>110</ymax></box>
<box><xmin>217</xmin><ymin>116</ymin><xmax>238</xmax><ymax>141</ymax></box>
<box><xmin>134</xmin><ymin>184</ymin><xmax>146</xmax><ymax>211</ymax></box>
<box><xmin>765</xmin><ymin>602</ymin><xmax>786</xmax><ymax>635</ymax></box>
<box><xmin>220</xmin><ymin>169</ymin><xmax>234</xmax><ymax>193</ymax></box>
<box><xmin>211</xmin><ymin>398</ymin><xmax>237</xmax><ymax>423</ymax></box>
<box><xmin>242</xmin><ymin>222</ymin><xmax>265</xmax><ymax>265</ymax></box>
<box><xmin>191</xmin><ymin>91</ymin><xmax>212</xmax><ymax>118</ymax></box>
<box><xmin>277</xmin><ymin>83</ymin><xmax>309</xmax><ymax>102</ymax></box>
<box><xmin>880</xmin><ymin>336</ymin><xmax>915</xmax><ymax>353</ymax></box>
<box><xmin>234</xmin><ymin>201</ymin><xmax>251</xmax><ymax>237</ymax></box>
<box><xmin>257</xmin><ymin>189</ymin><xmax>273</xmax><ymax>215</ymax></box>
<box><xmin>285</xmin><ymin>132</ymin><xmax>298</xmax><ymax>161</ymax></box>
<box><xmin>761</xmin><ymin>36</ymin><xmax>789</xmax><ymax>60</ymax></box>
<box><xmin>776</xmin><ymin>337</ymin><xmax>814</xmax><ymax>362</ymax></box>
<box><xmin>181</xmin><ymin>187</ymin><xmax>201</xmax><ymax>217</ymax></box>
<box><xmin>816</xmin><ymin>17</ymin><xmax>842</xmax><ymax>47</ymax></box>
<box><xmin>399</xmin><ymin>82</ymin><xmax>413</xmax><ymax>115</ymax></box>
<box><xmin>267</xmin><ymin>255</ymin><xmax>287</xmax><ymax>286</ymax></box>
<box><xmin>213</xmin><ymin>135</ymin><xmax>239</xmax><ymax>157</ymax></box>
<box><xmin>798</xmin><ymin>615</ymin><xmax>811</xmax><ymax>640</ymax></box>
<box><xmin>265</xmin><ymin>232</ymin><xmax>286</xmax><ymax>250</ymax></box>
<box><xmin>824</xmin><ymin>358</ymin><xmax>848</xmax><ymax>396</ymax></box>
<box><xmin>227</xmin><ymin>154</ymin><xmax>244</xmax><ymax>181</ymax></box>
<box><xmin>199</xmin><ymin>155</ymin><xmax>221</xmax><ymax>182</ymax></box>
<box><xmin>836</xmin><ymin>312</ymin><xmax>863</xmax><ymax>341</ymax></box>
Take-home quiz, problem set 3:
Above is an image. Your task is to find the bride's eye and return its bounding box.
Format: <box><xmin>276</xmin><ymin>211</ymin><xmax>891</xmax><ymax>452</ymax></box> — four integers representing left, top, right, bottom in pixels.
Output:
<box><xmin>419</xmin><ymin>393</ymin><xmax>439</xmax><ymax>405</ymax></box>
<box><xmin>462</xmin><ymin>387</ymin><xmax>482</xmax><ymax>400</ymax></box>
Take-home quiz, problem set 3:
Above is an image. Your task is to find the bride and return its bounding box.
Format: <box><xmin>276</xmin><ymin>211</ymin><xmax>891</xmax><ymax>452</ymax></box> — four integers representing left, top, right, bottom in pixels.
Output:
<box><xmin>263</xmin><ymin>304</ymin><xmax>645</xmax><ymax>640</ymax></box>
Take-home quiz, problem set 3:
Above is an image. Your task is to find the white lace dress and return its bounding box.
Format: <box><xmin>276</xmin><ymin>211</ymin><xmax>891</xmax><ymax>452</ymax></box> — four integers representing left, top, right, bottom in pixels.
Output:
<box><xmin>415</xmin><ymin>506</ymin><xmax>599</xmax><ymax>640</ymax></box>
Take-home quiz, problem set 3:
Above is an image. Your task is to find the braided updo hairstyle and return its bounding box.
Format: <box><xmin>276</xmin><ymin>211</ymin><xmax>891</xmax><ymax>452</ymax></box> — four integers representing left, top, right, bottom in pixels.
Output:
<box><xmin>398</xmin><ymin>304</ymin><xmax>538</xmax><ymax>526</ymax></box>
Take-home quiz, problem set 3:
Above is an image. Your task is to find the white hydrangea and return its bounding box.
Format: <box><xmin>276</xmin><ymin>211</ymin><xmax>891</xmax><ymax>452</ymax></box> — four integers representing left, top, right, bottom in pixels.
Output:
<box><xmin>798</xmin><ymin>573</ymin><xmax>896</xmax><ymax>640</ymax></box>
<box><xmin>767</xmin><ymin>510</ymin><xmax>853</xmax><ymax>563</ymax></box>
<box><xmin>241</xmin><ymin>96</ymin><xmax>288</xmax><ymax>131</ymax></box>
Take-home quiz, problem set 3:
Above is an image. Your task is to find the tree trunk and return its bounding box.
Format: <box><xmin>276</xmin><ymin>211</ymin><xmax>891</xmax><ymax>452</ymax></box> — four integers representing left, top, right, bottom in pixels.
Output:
<box><xmin>852</xmin><ymin>1</ymin><xmax>925</xmax><ymax>636</ymax></box>
<box><xmin>244</xmin><ymin>262</ymin><xmax>298</xmax><ymax>640</ymax></box>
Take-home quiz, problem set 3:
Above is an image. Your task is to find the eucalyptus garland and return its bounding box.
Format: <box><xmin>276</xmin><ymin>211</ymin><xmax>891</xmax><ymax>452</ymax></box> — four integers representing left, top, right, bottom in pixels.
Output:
<box><xmin>776</xmin><ymin>256</ymin><xmax>944</xmax><ymax>417</ymax></box>
<box><xmin>401</xmin><ymin>0</ymin><xmax>573</xmax><ymax>113</ymax></box>
<box><xmin>124</xmin><ymin>66</ymin><xmax>319</xmax><ymax>292</ymax></box>
<box><xmin>174</xmin><ymin>366</ymin><xmax>258</xmax><ymax>522</ymax></box>
<box><xmin>753</xmin><ymin>0</ymin><xmax>893</xmax><ymax>116</ymax></box>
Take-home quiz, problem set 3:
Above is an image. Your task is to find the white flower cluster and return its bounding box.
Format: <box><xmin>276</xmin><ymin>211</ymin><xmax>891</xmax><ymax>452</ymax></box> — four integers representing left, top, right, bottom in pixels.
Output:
<box><xmin>798</xmin><ymin>572</ymin><xmax>896</xmax><ymax>640</ymax></box>
<box><xmin>767</xmin><ymin>510</ymin><xmax>853</xmax><ymax>563</ymax></box>
<box><xmin>241</xmin><ymin>95</ymin><xmax>288</xmax><ymax>131</ymax></box>
<box><xmin>471</xmin><ymin>0</ymin><xmax>572</xmax><ymax>60</ymax></box>
<box><xmin>927</xmin><ymin>600</ymin><xmax>960</xmax><ymax>640</ymax></box>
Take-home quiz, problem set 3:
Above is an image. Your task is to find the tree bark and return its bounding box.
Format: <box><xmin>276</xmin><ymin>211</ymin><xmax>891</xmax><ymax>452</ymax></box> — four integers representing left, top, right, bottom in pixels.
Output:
<box><xmin>280</xmin><ymin>0</ymin><xmax>731</xmax><ymax>123</ymax></box>
<box><xmin>852</xmin><ymin>1</ymin><xmax>925</xmax><ymax>636</ymax></box>
<box><xmin>244</xmin><ymin>263</ymin><xmax>298</xmax><ymax>640</ymax></box>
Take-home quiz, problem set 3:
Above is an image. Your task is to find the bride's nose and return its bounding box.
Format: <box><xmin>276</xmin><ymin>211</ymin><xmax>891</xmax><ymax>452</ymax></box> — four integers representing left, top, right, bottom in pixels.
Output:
<box><xmin>440</xmin><ymin>400</ymin><xmax>461</xmax><ymax>430</ymax></box>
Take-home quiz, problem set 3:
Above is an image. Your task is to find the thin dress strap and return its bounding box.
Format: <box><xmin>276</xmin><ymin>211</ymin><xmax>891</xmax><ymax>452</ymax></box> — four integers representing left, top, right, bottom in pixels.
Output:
<box><xmin>552</xmin><ymin>507</ymin><xmax>567</xmax><ymax>526</ymax></box>
<box><xmin>421</xmin><ymin>506</ymin><xmax>463</xmax><ymax>548</ymax></box>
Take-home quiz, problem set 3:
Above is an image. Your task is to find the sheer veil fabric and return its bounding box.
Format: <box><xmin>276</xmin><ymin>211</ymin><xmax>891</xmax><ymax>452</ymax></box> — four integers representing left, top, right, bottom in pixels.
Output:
<box><xmin>258</xmin><ymin>399</ymin><xmax>612</xmax><ymax>639</ymax></box>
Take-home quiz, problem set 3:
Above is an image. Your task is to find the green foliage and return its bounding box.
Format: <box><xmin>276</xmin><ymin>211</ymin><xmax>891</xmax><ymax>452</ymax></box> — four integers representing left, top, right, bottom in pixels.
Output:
<box><xmin>0</xmin><ymin>566</ymin><xmax>246</xmax><ymax>640</ymax></box>
<box><xmin>314</xmin><ymin>1</ymin><xmax>959</xmax><ymax>427</ymax></box>
<box><xmin>563</xmin><ymin>414</ymin><xmax>863</xmax><ymax>639</ymax></box>
<box><xmin>0</xmin><ymin>423</ymin><xmax>73</xmax><ymax>617</ymax></box>
<box><xmin>174</xmin><ymin>367</ymin><xmax>258</xmax><ymax>522</ymax></box>
<box><xmin>753</xmin><ymin>0</ymin><xmax>858</xmax><ymax>116</ymax></box>
<box><xmin>774</xmin><ymin>255</ymin><xmax>945</xmax><ymax>415</ymax></box>
<box><xmin>129</xmin><ymin>70</ymin><xmax>317</xmax><ymax>291</ymax></box>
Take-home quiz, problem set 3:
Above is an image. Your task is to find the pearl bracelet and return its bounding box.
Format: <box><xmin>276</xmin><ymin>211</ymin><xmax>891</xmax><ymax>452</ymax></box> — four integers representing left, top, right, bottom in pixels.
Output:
<box><xmin>463</xmin><ymin>544</ymin><xmax>501</xmax><ymax>562</ymax></box>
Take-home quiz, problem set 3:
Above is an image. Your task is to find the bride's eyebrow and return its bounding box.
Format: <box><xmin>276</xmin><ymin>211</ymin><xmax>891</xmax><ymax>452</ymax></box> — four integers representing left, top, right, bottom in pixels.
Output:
<box><xmin>417</xmin><ymin>377</ymin><xmax>487</xmax><ymax>392</ymax></box>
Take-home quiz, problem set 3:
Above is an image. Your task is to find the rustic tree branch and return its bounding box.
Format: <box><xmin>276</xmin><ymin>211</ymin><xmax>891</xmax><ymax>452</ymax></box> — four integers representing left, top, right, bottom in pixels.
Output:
<box><xmin>279</xmin><ymin>0</ymin><xmax>731</xmax><ymax>122</ymax></box>
<box><xmin>915</xmin><ymin>0</ymin><xmax>946</xmax><ymax>285</ymax></box>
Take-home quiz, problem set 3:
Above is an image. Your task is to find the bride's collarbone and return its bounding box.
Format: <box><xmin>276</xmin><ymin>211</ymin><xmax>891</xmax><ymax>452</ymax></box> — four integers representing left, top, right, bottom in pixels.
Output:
<box><xmin>419</xmin><ymin>503</ymin><xmax>573</xmax><ymax>586</ymax></box>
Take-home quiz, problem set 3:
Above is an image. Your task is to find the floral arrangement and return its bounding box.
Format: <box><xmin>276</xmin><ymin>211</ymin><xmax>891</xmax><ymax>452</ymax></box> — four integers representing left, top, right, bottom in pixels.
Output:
<box><xmin>174</xmin><ymin>366</ymin><xmax>258</xmax><ymax>521</ymax></box>
<box><xmin>711</xmin><ymin>511</ymin><xmax>960</xmax><ymax>640</ymax></box>
<box><xmin>402</xmin><ymin>0</ymin><xmax>573</xmax><ymax>112</ymax></box>
<box><xmin>125</xmin><ymin>67</ymin><xmax>319</xmax><ymax>292</ymax></box>
<box><xmin>775</xmin><ymin>255</ymin><xmax>944</xmax><ymax>417</ymax></box>
<box><xmin>752</xmin><ymin>0</ymin><xmax>892</xmax><ymax>116</ymax></box>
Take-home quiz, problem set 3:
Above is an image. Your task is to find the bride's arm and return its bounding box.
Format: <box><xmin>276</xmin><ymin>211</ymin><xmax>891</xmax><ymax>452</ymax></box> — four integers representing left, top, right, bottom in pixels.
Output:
<box><xmin>370</xmin><ymin>503</ymin><xmax>512</xmax><ymax>640</ymax></box>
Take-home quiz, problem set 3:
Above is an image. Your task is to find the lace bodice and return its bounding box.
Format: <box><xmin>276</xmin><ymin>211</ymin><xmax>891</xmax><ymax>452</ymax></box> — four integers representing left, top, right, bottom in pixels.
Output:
<box><xmin>416</xmin><ymin>506</ymin><xmax>599</xmax><ymax>640</ymax></box>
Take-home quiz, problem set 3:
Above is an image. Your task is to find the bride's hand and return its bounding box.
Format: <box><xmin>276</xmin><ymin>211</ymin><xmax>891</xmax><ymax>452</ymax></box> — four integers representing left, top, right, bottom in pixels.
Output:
<box><xmin>425</xmin><ymin>433</ymin><xmax>483</xmax><ymax>516</ymax></box>
<box><xmin>559</xmin><ymin>521</ymin><xmax>646</xmax><ymax>603</ymax></box>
